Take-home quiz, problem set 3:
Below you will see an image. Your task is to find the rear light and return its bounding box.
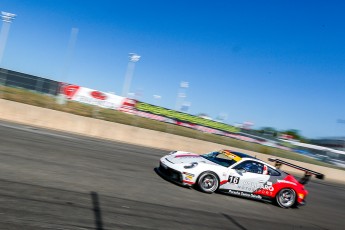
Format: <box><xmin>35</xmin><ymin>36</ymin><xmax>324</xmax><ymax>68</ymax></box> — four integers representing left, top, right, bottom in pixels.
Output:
<box><xmin>298</xmin><ymin>193</ymin><xmax>305</xmax><ymax>200</ymax></box>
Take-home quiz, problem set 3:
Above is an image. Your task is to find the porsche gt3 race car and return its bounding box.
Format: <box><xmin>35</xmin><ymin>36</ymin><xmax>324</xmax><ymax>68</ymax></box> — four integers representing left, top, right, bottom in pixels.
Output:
<box><xmin>157</xmin><ymin>150</ymin><xmax>324</xmax><ymax>208</ymax></box>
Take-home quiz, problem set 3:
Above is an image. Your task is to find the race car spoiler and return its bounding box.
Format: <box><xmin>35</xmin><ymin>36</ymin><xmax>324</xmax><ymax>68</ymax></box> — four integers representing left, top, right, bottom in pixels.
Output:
<box><xmin>268</xmin><ymin>158</ymin><xmax>325</xmax><ymax>184</ymax></box>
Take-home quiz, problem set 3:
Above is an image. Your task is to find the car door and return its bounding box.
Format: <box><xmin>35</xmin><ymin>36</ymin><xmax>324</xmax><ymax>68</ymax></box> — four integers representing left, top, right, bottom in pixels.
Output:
<box><xmin>220</xmin><ymin>160</ymin><xmax>270</xmax><ymax>194</ymax></box>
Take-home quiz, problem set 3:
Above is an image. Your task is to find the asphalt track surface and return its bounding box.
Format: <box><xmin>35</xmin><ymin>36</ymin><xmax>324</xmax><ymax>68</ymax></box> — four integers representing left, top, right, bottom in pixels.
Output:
<box><xmin>0</xmin><ymin>120</ymin><xmax>344</xmax><ymax>230</ymax></box>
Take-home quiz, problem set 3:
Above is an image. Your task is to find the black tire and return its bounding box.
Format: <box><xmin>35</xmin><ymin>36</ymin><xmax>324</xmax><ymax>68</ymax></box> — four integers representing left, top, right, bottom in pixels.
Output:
<box><xmin>276</xmin><ymin>188</ymin><xmax>296</xmax><ymax>208</ymax></box>
<box><xmin>197</xmin><ymin>172</ymin><xmax>219</xmax><ymax>193</ymax></box>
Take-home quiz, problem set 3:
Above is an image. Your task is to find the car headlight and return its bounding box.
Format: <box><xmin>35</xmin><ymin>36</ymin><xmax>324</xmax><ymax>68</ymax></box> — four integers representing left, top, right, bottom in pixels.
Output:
<box><xmin>184</xmin><ymin>162</ymin><xmax>198</xmax><ymax>169</ymax></box>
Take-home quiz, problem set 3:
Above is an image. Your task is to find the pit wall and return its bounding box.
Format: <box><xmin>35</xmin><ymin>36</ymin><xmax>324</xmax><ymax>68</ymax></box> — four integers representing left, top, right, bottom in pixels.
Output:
<box><xmin>1</xmin><ymin>99</ymin><xmax>344</xmax><ymax>184</ymax></box>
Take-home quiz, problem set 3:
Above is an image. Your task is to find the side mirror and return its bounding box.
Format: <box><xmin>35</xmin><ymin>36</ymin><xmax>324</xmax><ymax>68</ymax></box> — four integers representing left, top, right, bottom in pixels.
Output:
<box><xmin>236</xmin><ymin>168</ymin><xmax>246</xmax><ymax>174</ymax></box>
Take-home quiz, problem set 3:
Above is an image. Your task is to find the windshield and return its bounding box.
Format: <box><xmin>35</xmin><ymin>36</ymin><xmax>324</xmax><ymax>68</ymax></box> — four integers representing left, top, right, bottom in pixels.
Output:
<box><xmin>201</xmin><ymin>151</ymin><xmax>238</xmax><ymax>167</ymax></box>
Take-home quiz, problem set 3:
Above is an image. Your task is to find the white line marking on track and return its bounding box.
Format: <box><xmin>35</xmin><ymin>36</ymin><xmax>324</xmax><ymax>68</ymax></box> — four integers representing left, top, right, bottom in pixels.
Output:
<box><xmin>0</xmin><ymin>122</ymin><xmax>80</xmax><ymax>141</ymax></box>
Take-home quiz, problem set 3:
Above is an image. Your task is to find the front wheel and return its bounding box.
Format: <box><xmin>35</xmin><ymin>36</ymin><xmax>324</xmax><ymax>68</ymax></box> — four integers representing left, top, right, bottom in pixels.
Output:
<box><xmin>197</xmin><ymin>172</ymin><xmax>219</xmax><ymax>193</ymax></box>
<box><xmin>276</xmin><ymin>188</ymin><xmax>296</xmax><ymax>208</ymax></box>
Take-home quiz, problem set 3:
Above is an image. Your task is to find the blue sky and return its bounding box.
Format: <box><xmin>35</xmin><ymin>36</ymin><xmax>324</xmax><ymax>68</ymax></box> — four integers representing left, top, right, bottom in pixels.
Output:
<box><xmin>1</xmin><ymin>0</ymin><xmax>345</xmax><ymax>138</ymax></box>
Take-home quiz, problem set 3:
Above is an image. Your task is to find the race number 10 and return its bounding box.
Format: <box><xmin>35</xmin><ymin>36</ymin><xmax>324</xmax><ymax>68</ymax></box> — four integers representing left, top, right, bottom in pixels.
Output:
<box><xmin>228</xmin><ymin>176</ymin><xmax>240</xmax><ymax>184</ymax></box>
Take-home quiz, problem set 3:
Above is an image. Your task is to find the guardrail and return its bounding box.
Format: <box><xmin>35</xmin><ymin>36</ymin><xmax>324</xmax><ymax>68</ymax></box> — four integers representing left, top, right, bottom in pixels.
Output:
<box><xmin>0</xmin><ymin>68</ymin><xmax>59</xmax><ymax>95</ymax></box>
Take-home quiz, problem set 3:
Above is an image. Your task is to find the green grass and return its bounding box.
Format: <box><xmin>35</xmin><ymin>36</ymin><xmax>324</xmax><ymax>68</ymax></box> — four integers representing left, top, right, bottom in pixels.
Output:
<box><xmin>0</xmin><ymin>85</ymin><xmax>343</xmax><ymax>170</ymax></box>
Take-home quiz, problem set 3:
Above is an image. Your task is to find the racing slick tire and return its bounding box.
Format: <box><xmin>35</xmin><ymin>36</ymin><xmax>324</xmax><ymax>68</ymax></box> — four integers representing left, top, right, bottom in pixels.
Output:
<box><xmin>276</xmin><ymin>188</ymin><xmax>296</xmax><ymax>208</ymax></box>
<box><xmin>197</xmin><ymin>171</ymin><xmax>219</xmax><ymax>194</ymax></box>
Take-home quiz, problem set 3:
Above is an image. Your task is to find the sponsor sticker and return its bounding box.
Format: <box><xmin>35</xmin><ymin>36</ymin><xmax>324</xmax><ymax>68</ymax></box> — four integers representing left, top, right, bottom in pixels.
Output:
<box><xmin>277</xmin><ymin>180</ymin><xmax>297</xmax><ymax>186</ymax></box>
<box><xmin>185</xmin><ymin>175</ymin><xmax>194</xmax><ymax>181</ymax></box>
<box><xmin>228</xmin><ymin>190</ymin><xmax>262</xmax><ymax>199</ymax></box>
<box><xmin>238</xmin><ymin>181</ymin><xmax>274</xmax><ymax>192</ymax></box>
<box><xmin>221</xmin><ymin>150</ymin><xmax>241</xmax><ymax>162</ymax></box>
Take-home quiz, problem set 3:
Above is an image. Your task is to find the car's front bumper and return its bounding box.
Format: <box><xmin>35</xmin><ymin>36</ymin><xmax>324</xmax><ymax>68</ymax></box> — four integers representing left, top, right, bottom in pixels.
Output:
<box><xmin>158</xmin><ymin>160</ymin><xmax>195</xmax><ymax>187</ymax></box>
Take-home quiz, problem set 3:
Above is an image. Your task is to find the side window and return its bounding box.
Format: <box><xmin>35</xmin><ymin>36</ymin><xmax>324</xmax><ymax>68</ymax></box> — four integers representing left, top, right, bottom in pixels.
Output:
<box><xmin>234</xmin><ymin>161</ymin><xmax>264</xmax><ymax>174</ymax></box>
<box><xmin>267</xmin><ymin>166</ymin><xmax>281</xmax><ymax>176</ymax></box>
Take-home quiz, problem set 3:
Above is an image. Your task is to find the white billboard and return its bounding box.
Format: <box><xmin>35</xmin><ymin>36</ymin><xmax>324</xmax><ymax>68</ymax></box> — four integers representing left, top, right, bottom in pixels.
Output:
<box><xmin>62</xmin><ymin>84</ymin><xmax>126</xmax><ymax>110</ymax></box>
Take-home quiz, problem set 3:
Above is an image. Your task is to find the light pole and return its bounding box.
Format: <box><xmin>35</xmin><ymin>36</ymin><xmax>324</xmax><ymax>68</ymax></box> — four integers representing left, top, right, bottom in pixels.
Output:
<box><xmin>122</xmin><ymin>53</ymin><xmax>140</xmax><ymax>97</ymax></box>
<box><xmin>180</xmin><ymin>101</ymin><xmax>191</xmax><ymax>112</ymax></box>
<box><xmin>337</xmin><ymin>119</ymin><xmax>345</xmax><ymax>150</ymax></box>
<box><xmin>57</xmin><ymin>27</ymin><xmax>79</xmax><ymax>105</ymax></box>
<box><xmin>153</xmin><ymin>94</ymin><xmax>162</xmax><ymax>106</ymax></box>
<box><xmin>175</xmin><ymin>81</ymin><xmax>189</xmax><ymax>111</ymax></box>
<box><xmin>0</xmin><ymin>12</ymin><xmax>15</xmax><ymax>97</ymax></box>
<box><xmin>61</xmin><ymin>27</ymin><xmax>79</xmax><ymax>82</ymax></box>
<box><xmin>0</xmin><ymin>11</ymin><xmax>16</xmax><ymax>65</ymax></box>
<box><xmin>216</xmin><ymin>113</ymin><xmax>228</xmax><ymax>123</ymax></box>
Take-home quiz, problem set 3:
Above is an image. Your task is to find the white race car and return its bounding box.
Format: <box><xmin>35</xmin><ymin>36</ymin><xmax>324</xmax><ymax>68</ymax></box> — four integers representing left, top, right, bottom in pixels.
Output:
<box><xmin>157</xmin><ymin>149</ymin><xmax>324</xmax><ymax>208</ymax></box>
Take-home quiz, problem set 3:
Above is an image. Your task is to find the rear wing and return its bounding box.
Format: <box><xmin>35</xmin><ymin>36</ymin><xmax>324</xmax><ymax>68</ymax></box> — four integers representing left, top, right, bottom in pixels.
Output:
<box><xmin>268</xmin><ymin>158</ymin><xmax>325</xmax><ymax>184</ymax></box>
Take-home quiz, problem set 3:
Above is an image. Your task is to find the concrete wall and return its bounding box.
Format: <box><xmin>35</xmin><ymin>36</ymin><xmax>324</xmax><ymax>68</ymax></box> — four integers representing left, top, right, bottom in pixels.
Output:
<box><xmin>1</xmin><ymin>99</ymin><xmax>345</xmax><ymax>184</ymax></box>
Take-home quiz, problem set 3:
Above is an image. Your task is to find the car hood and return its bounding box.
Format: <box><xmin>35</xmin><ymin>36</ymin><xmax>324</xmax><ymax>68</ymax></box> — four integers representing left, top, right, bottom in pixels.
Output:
<box><xmin>164</xmin><ymin>151</ymin><xmax>218</xmax><ymax>166</ymax></box>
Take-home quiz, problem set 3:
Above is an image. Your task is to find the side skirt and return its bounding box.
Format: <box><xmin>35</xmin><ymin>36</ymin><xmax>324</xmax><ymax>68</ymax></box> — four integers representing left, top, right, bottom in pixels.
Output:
<box><xmin>218</xmin><ymin>189</ymin><xmax>272</xmax><ymax>202</ymax></box>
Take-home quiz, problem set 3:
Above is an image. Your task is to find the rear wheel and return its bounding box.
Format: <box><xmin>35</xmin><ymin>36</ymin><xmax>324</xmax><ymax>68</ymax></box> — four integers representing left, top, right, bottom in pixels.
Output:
<box><xmin>197</xmin><ymin>172</ymin><xmax>219</xmax><ymax>193</ymax></box>
<box><xmin>276</xmin><ymin>188</ymin><xmax>296</xmax><ymax>208</ymax></box>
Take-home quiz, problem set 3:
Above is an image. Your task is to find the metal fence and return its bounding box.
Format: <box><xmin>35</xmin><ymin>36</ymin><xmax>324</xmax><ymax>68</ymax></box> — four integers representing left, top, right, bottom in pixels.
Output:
<box><xmin>0</xmin><ymin>68</ymin><xmax>60</xmax><ymax>95</ymax></box>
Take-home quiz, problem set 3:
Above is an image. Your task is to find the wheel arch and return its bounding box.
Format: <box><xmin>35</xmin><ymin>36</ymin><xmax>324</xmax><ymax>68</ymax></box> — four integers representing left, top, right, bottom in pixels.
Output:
<box><xmin>197</xmin><ymin>170</ymin><xmax>221</xmax><ymax>183</ymax></box>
